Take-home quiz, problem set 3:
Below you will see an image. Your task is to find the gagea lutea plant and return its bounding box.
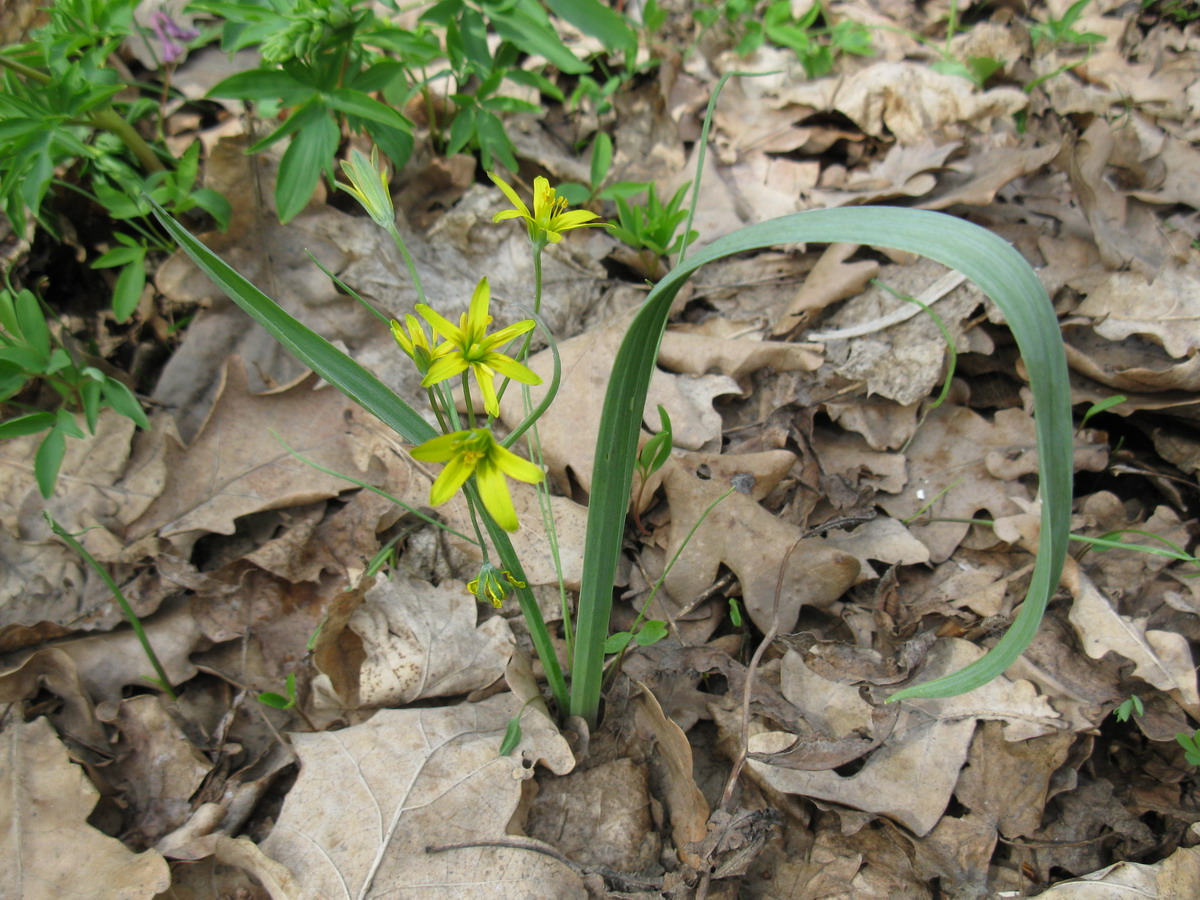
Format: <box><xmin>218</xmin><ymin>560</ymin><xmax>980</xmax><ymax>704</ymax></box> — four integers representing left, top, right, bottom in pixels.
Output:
<box><xmin>151</xmin><ymin>137</ymin><xmax>1072</xmax><ymax>730</ymax></box>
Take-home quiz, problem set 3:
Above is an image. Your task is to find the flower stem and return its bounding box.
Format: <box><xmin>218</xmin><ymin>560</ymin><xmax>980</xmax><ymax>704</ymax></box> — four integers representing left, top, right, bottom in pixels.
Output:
<box><xmin>386</xmin><ymin>223</ymin><xmax>427</xmax><ymax>306</ymax></box>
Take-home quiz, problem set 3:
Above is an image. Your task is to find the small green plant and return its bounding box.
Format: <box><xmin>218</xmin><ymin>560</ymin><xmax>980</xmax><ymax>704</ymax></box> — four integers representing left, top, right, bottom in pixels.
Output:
<box><xmin>0</xmin><ymin>285</ymin><xmax>150</xmax><ymax>496</ymax></box>
<box><xmin>1030</xmin><ymin>0</ymin><xmax>1105</xmax><ymax>47</ymax></box>
<box><xmin>1143</xmin><ymin>0</ymin><xmax>1200</xmax><ymax>23</ymax></box>
<box><xmin>1114</xmin><ymin>694</ymin><xmax>1144</xmax><ymax>722</ymax></box>
<box><xmin>0</xmin><ymin>0</ymin><xmax>228</xmax><ymax>320</ymax></box>
<box><xmin>1177</xmin><ymin>729</ymin><xmax>1200</xmax><ymax>766</ymax></box>
<box><xmin>609</xmin><ymin>181</ymin><xmax>700</xmax><ymax>277</ymax></box>
<box><xmin>696</xmin><ymin>0</ymin><xmax>874</xmax><ymax>78</ymax></box>
<box><xmin>258</xmin><ymin>672</ymin><xmax>299</xmax><ymax>710</ymax></box>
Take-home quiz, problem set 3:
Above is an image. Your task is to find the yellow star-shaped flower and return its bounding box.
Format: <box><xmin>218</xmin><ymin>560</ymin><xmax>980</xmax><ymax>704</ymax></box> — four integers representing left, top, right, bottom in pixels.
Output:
<box><xmin>411</xmin><ymin>427</ymin><xmax>544</xmax><ymax>531</ymax></box>
<box><xmin>489</xmin><ymin>173</ymin><xmax>604</xmax><ymax>245</ymax></box>
<box><xmin>417</xmin><ymin>276</ymin><xmax>541</xmax><ymax>418</ymax></box>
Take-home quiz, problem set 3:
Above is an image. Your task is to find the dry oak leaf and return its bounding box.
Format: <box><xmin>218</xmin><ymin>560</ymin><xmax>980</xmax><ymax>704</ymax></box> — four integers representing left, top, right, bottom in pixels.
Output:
<box><xmin>498</xmin><ymin>312</ymin><xmax>741</xmax><ymax>493</ymax></box>
<box><xmin>127</xmin><ymin>358</ymin><xmax>372</xmax><ymax>555</ymax></box>
<box><xmin>0</xmin><ymin>716</ymin><xmax>171</xmax><ymax>899</ymax></box>
<box><xmin>1063</xmin><ymin>556</ymin><xmax>1200</xmax><ymax>712</ymax></box>
<box><xmin>1074</xmin><ymin>256</ymin><xmax>1200</xmax><ymax>360</ymax></box>
<box><xmin>875</xmin><ymin>404</ymin><xmax>1107</xmax><ymax>563</ymax></box>
<box><xmin>659</xmin><ymin>452</ymin><xmax>859</xmax><ymax>633</ymax></box>
<box><xmin>749</xmin><ymin>641</ymin><xmax>1061</xmax><ymax>836</ymax></box>
<box><xmin>313</xmin><ymin>576</ymin><xmax>515</xmax><ymax>709</ymax></box>
<box><xmin>1033</xmin><ymin>823</ymin><xmax>1200</xmax><ymax>899</ymax></box>
<box><xmin>772</xmin><ymin>62</ymin><xmax>1027</xmax><ymax>144</ymax></box>
<box><xmin>259</xmin><ymin>694</ymin><xmax>580</xmax><ymax>900</ymax></box>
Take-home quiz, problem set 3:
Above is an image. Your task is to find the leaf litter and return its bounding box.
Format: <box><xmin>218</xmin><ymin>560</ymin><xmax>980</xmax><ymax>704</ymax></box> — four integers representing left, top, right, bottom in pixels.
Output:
<box><xmin>2</xmin><ymin>1</ymin><xmax>1200</xmax><ymax>898</ymax></box>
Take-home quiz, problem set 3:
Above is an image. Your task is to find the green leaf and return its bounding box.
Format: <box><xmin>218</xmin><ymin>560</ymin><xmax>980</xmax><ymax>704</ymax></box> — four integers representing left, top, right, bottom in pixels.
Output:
<box><xmin>603</xmin><ymin>631</ymin><xmax>633</xmax><ymax>654</ymax></box>
<box><xmin>207</xmin><ymin>68</ymin><xmax>314</xmax><ymax>103</ymax></box>
<box><xmin>188</xmin><ymin>188</ymin><xmax>233</xmax><ymax>231</ymax></box>
<box><xmin>101</xmin><ymin>376</ymin><xmax>150</xmax><ymax>429</ymax></box>
<box><xmin>498</xmin><ymin>714</ymin><xmax>523</xmax><ymax>755</ymax></box>
<box><xmin>13</xmin><ymin>289</ymin><xmax>50</xmax><ymax>361</ymax></box>
<box><xmin>35</xmin><ymin>410</ymin><xmax>83</xmax><ymax>498</ymax></box>
<box><xmin>146</xmin><ymin>199</ymin><xmax>436</xmax><ymax>446</ymax></box>
<box><xmin>544</xmin><ymin>0</ymin><xmax>635</xmax><ymax>53</ymax></box>
<box><xmin>111</xmin><ymin>254</ymin><xmax>147</xmax><ymax>322</ymax></box>
<box><xmin>81</xmin><ymin>378</ymin><xmax>102</xmax><ymax>432</ymax></box>
<box><xmin>590</xmin><ymin>131</ymin><xmax>613</xmax><ymax>190</ymax></box>
<box><xmin>571</xmin><ymin>206</ymin><xmax>1073</xmax><ymax>721</ymax></box>
<box><xmin>635</xmin><ymin>619</ymin><xmax>667</xmax><ymax>646</ymax></box>
<box><xmin>275</xmin><ymin>110</ymin><xmax>339</xmax><ymax>223</ymax></box>
<box><xmin>485</xmin><ymin>1</ymin><xmax>590</xmax><ymax>74</ymax></box>
<box><xmin>0</xmin><ymin>411</ymin><xmax>55</xmax><ymax>439</ymax></box>
<box><xmin>1081</xmin><ymin>394</ymin><xmax>1126</xmax><ymax>427</ymax></box>
<box><xmin>324</xmin><ymin>88</ymin><xmax>411</xmax><ymax>130</ymax></box>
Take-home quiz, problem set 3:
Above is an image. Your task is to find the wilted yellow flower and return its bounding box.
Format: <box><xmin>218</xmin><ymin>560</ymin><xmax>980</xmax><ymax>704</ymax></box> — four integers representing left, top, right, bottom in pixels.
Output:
<box><xmin>468</xmin><ymin>562</ymin><xmax>526</xmax><ymax>608</ymax></box>
<box><xmin>410</xmin><ymin>427</ymin><xmax>544</xmax><ymax>531</ymax></box>
<box><xmin>338</xmin><ymin>147</ymin><xmax>393</xmax><ymax>228</ymax></box>
<box><xmin>489</xmin><ymin>173</ymin><xmax>603</xmax><ymax>244</ymax></box>
<box><xmin>417</xmin><ymin>276</ymin><xmax>541</xmax><ymax>418</ymax></box>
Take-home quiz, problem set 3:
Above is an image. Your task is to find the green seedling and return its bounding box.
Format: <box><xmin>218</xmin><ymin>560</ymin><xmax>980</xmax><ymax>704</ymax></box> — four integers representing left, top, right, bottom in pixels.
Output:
<box><xmin>728</xmin><ymin>596</ymin><xmax>743</xmax><ymax>627</ymax></box>
<box><xmin>258</xmin><ymin>672</ymin><xmax>298</xmax><ymax>710</ymax></box>
<box><xmin>610</xmin><ymin>181</ymin><xmax>700</xmax><ymax>278</ymax></box>
<box><xmin>632</xmin><ymin>404</ymin><xmax>672</xmax><ymax>532</ymax></box>
<box><xmin>1114</xmin><ymin>694</ymin><xmax>1143</xmax><ymax>722</ymax></box>
<box><xmin>1080</xmin><ymin>394</ymin><xmax>1127</xmax><ymax>429</ymax></box>
<box><xmin>1030</xmin><ymin>0</ymin><xmax>1105</xmax><ymax>48</ymax></box>
<box><xmin>0</xmin><ymin>285</ymin><xmax>150</xmax><ymax>496</ymax></box>
<box><xmin>1177</xmin><ymin>729</ymin><xmax>1200</xmax><ymax>766</ymax></box>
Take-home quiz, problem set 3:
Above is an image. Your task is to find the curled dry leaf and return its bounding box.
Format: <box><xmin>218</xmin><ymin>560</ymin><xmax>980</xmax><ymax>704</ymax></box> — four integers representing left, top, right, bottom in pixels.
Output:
<box><xmin>0</xmin><ymin>717</ymin><xmax>171</xmax><ymax>899</ymax></box>
<box><xmin>259</xmin><ymin>694</ymin><xmax>578</xmax><ymax>899</ymax></box>
<box><xmin>631</xmin><ymin>683</ymin><xmax>710</xmax><ymax>869</ymax></box>
<box><xmin>748</xmin><ymin>641</ymin><xmax>1061</xmax><ymax>835</ymax></box>
<box><xmin>312</xmin><ymin>576</ymin><xmax>514</xmax><ymax>709</ymax></box>
<box><xmin>1063</xmin><ymin>556</ymin><xmax>1200</xmax><ymax>713</ymax></box>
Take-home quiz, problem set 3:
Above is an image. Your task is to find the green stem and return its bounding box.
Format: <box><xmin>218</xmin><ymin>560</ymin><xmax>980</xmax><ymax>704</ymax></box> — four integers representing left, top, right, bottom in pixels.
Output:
<box><xmin>469</xmin><ymin>485</ymin><xmax>568</xmax><ymax>712</ymax></box>
<box><xmin>88</xmin><ymin>108</ymin><xmax>166</xmax><ymax>173</ymax></box>
<box><xmin>0</xmin><ymin>55</ymin><xmax>50</xmax><ymax>83</ymax></box>
<box><xmin>44</xmin><ymin>512</ymin><xmax>178</xmax><ymax>700</ymax></box>
<box><xmin>386</xmin><ymin>222</ymin><xmax>427</xmax><ymax>306</ymax></box>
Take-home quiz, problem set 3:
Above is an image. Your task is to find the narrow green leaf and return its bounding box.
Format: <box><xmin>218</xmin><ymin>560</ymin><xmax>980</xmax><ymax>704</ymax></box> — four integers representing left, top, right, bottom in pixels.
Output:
<box><xmin>146</xmin><ymin>199</ymin><xmax>436</xmax><ymax>446</ymax></box>
<box><xmin>571</xmin><ymin>206</ymin><xmax>1072</xmax><ymax>721</ymax></box>
<box><xmin>590</xmin><ymin>131</ymin><xmax>613</xmax><ymax>191</ymax></box>
<box><xmin>498</xmin><ymin>714</ymin><xmax>523</xmax><ymax>755</ymax></box>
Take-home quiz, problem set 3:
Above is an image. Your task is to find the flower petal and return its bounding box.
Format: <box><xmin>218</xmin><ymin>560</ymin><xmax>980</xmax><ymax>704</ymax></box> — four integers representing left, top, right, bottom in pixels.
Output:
<box><xmin>467</xmin><ymin>277</ymin><xmax>491</xmax><ymax>333</ymax></box>
<box><xmin>421</xmin><ymin>354</ymin><xmax>468</xmax><ymax>386</ymax></box>
<box><xmin>488</xmin><ymin>173</ymin><xmax>530</xmax><ymax>217</ymax></box>
<box><xmin>486</xmin><ymin>353</ymin><xmax>542</xmax><ymax>385</ymax></box>
<box><xmin>553</xmin><ymin>209</ymin><xmax>602</xmax><ymax>229</ymax></box>
<box><xmin>428</xmin><ymin>454</ymin><xmax>476</xmax><ymax>506</ymax></box>
<box><xmin>410</xmin><ymin>431</ymin><xmax>467</xmax><ymax>462</ymax></box>
<box><xmin>473</xmin><ymin>363</ymin><xmax>501</xmax><ymax>417</ymax></box>
<box><xmin>475</xmin><ymin>458</ymin><xmax>520</xmax><ymax>531</ymax></box>
<box><xmin>484</xmin><ymin>319</ymin><xmax>536</xmax><ymax>348</ymax></box>
<box><xmin>491</xmin><ymin>443</ymin><xmax>544</xmax><ymax>485</ymax></box>
<box><xmin>416</xmin><ymin>304</ymin><xmax>465</xmax><ymax>345</ymax></box>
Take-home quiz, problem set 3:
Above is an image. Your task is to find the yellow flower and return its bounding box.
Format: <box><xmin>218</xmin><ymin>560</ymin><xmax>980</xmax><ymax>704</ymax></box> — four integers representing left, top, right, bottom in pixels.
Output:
<box><xmin>390</xmin><ymin>314</ymin><xmax>445</xmax><ymax>375</ymax></box>
<box><xmin>468</xmin><ymin>562</ymin><xmax>526</xmax><ymax>608</ymax></box>
<box><xmin>417</xmin><ymin>276</ymin><xmax>541</xmax><ymax>418</ymax></box>
<box><xmin>489</xmin><ymin>173</ymin><xmax>603</xmax><ymax>244</ymax></box>
<box><xmin>410</xmin><ymin>427</ymin><xmax>544</xmax><ymax>531</ymax></box>
<box><xmin>338</xmin><ymin>147</ymin><xmax>393</xmax><ymax>228</ymax></box>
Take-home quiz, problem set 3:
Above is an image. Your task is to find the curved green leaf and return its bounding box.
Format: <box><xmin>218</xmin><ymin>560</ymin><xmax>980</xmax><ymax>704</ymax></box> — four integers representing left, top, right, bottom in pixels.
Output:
<box><xmin>571</xmin><ymin>207</ymin><xmax>1071</xmax><ymax>721</ymax></box>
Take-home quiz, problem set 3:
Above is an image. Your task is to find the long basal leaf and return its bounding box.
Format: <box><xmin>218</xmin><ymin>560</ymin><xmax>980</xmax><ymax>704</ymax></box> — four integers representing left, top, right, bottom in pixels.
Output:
<box><xmin>147</xmin><ymin>199</ymin><xmax>436</xmax><ymax>445</ymax></box>
<box><xmin>571</xmin><ymin>207</ymin><xmax>1071</xmax><ymax>720</ymax></box>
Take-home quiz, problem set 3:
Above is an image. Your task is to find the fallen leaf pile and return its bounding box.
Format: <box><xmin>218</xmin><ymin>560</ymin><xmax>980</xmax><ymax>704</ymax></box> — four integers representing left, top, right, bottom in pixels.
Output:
<box><xmin>3</xmin><ymin>0</ymin><xmax>1200</xmax><ymax>897</ymax></box>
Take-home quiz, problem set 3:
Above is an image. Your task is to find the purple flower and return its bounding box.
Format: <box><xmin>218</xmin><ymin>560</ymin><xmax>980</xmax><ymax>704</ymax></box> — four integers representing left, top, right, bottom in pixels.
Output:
<box><xmin>151</xmin><ymin>11</ymin><xmax>198</xmax><ymax>64</ymax></box>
